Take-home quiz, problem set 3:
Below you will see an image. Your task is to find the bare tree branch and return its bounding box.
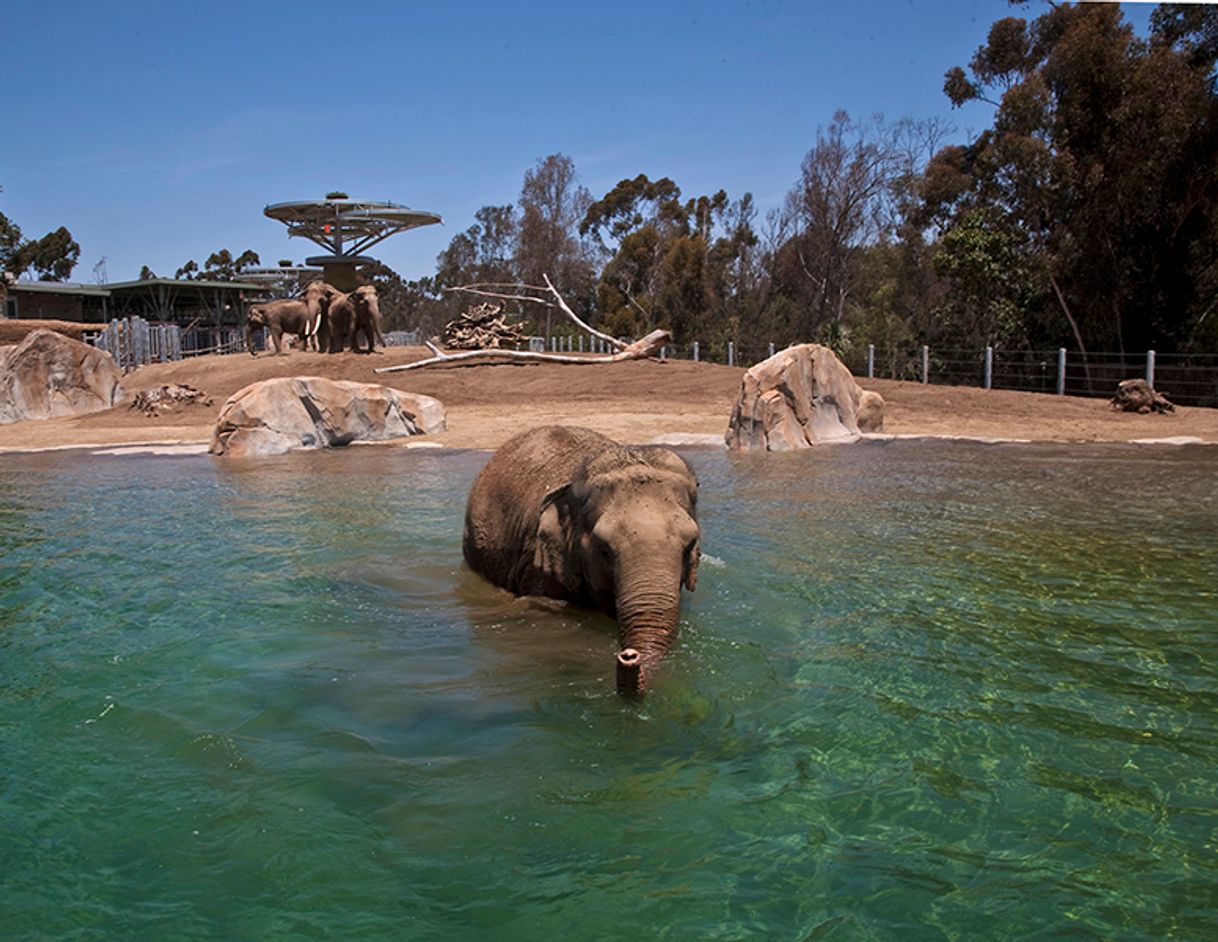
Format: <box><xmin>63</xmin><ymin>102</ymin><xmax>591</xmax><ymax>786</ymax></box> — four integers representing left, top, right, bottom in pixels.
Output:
<box><xmin>375</xmin><ymin>329</ymin><xmax>671</xmax><ymax>373</ymax></box>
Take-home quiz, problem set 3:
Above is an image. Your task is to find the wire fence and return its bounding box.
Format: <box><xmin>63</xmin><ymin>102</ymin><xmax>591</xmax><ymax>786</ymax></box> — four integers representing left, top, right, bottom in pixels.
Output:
<box><xmin>86</xmin><ymin>316</ymin><xmax>1218</xmax><ymax>408</ymax></box>
<box><xmin>532</xmin><ymin>335</ymin><xmax>1218</xmax><ymax>408</ymax></box>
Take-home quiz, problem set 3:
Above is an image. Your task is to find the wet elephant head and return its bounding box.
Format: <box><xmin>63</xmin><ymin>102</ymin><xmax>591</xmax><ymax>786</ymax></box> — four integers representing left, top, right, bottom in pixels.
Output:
<box><xmin>533</xmin><ymin>446</ymin><xmax>700</xmax><ymax>695</ymax></box>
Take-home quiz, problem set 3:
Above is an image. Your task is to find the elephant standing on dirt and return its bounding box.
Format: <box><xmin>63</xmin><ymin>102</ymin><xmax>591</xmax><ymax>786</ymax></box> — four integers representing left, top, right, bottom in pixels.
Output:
<box><xmin>463</xmin><ymin>426</ymin><xmax>701</xmax><ymax>696</ymax></box>
<box><xmin>324</xmin><ymin>285</ymin><xmax>385</xmax><ymax>353</ymax></box>
<box><xmin>246</xmin><ymin>299</ymin><xmax>318</xmax><ymax>356</ymax></box>
<box><xmin>302</xmin><ymin>281</ymin><xmax>342</xmax><ymax>354</ymax></box>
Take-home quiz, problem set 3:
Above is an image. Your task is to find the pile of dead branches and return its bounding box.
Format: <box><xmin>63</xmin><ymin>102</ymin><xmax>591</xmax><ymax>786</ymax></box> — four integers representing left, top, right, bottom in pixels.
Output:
<box><xmin>1110</xmin><ymin>378</ymin><xmax>1175</xmax><ymax>414</ymax></box>
<box><xmin>442</xmin><ymin>303</ymin><xmax>529</xmax><ymax>350</ymax></box>
<box><xmin>130</xmin><ymin>384</ymin><xmax>212</xmax><ymax>416</ymax></box>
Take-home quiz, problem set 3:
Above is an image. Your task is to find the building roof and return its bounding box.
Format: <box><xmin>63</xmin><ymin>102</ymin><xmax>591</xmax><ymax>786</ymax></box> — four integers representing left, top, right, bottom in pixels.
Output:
<box><xmin>104</xmin><ymin>277</ymin><xmax>267</xmax><ymax>292</ymax></box>
<box><xmin>9</xmin><ymin>277</ymin><xmax>267</xmax><ymax>296</ymax></box>
<box><xmin>9</xmin><ymin>280</ymin><xmax>111</xmax><ymax>297</ymax></box>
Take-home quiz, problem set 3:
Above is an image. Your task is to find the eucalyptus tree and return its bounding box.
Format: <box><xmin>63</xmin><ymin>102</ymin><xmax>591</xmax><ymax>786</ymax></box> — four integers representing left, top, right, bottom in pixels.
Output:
<box><xmin>0</xmin><ymin>213</ymin><xmax>81</xmax><ymax>282</ymax></box>
<box><xmin>516</xmin><ymin>154</ymin><xmax>596</xmax><ymax>323</ymax></box>
<box><xmin>931</xmin><ymin>1</ymin><xmax>1218</xmax><ymax>353</ymax></box>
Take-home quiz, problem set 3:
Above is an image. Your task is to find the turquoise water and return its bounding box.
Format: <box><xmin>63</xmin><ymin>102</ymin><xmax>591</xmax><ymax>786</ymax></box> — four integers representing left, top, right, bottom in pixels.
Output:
<box><xmin>2</xmin><ymin>441</ymin><xmax>1216</xmax><ymax>941</ymax></box>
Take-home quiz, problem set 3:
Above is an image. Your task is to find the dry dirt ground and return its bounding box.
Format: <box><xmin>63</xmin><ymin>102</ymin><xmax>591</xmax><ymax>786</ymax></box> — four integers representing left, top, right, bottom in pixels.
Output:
<box><xmin>2</xmin><ymin>343</ymin><xmax>1217</xmax><ymax>452</ymax></box>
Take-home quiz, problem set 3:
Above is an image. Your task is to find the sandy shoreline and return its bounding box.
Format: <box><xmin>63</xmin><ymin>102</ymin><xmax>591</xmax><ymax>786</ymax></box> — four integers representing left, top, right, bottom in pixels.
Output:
<box><xmin>2</xmin><ymin>345</ymin><xmax>1216</xmax><ymax>456</ymax></box>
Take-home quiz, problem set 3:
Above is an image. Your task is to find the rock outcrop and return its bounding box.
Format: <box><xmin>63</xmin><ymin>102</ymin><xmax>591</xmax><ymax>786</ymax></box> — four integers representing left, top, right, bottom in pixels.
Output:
<box><xmin>725</xmin><ymin>343</ymin><xmax>884</xmax><ymax>451</ymax></box>
<box><xmin>209</xmin><ymin>376</ymin><xmax>446</xmax><ymax>457</ymax></box>
<box><xmin>0</xmin><ymin>328</ymin><xmax>124</xmax><ymax>425</ymax></box>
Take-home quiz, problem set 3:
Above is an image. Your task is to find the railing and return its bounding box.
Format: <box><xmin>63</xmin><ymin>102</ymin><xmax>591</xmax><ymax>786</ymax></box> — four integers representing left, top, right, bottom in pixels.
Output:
<box><xmin>383</xmin><ymin>330</ymin><xmax>419</xmax><ymax>347</ymax></box>
<box><xmin>86</xmin><ymin>317</ymin><xmax>245</xmax><ymax>371</ymax></box>
<box><xmin>86</xmin><ymin>317</ymin><xmax>183</xmax><ymax>373</ymax></box>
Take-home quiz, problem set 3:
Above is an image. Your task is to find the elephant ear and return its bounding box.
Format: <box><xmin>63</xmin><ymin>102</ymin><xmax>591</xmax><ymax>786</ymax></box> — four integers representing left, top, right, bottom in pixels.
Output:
<box><xmin>683</xmin><ymin>534</ymin><xmax>700</xmax><ymax>592</ymax></box>
<box><xmin>533</xmin><ymin>483</ymin><xmax>580</xmax><ymax>593</ymax></box>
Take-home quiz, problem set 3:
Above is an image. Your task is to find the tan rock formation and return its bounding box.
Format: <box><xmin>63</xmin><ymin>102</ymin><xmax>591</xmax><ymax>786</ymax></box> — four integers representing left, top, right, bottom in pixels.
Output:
<box><xmin>725</xmin><ymin>343</ymin><xmax>884</xmax><ymax>451</ymax></box>
<box><xmin>0</xmin><ymin>328</ymin><xmax>124</xmax><ymax>425</ymax></box>
<box><xmin>210</xmin><ymin>376</ymin><xmax>446</xmax><ymax>457</ymax></box>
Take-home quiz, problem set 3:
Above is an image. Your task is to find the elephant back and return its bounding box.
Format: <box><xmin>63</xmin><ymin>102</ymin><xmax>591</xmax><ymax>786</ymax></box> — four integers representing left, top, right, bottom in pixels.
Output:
<box><xmin>463</xmin><ymin>426</ymin><xmax>612</xmax><ymax>593</ymax></box>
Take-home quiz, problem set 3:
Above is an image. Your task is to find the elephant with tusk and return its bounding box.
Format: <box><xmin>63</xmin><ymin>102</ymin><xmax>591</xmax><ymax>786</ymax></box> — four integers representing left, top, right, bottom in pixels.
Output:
<box><xmin>246</xmin><ymin>299</ymin><xmax>319</xmax><ymax>356</ymax></box>
<box><xmin>302</xmin><ymin>280</ymin><xmax>342</xmax><ymax>353</ymax></box>
<box><xmin>463</xmin><ymin>425</ymin><xmax>701</xmax><ymax>696</ymax></box>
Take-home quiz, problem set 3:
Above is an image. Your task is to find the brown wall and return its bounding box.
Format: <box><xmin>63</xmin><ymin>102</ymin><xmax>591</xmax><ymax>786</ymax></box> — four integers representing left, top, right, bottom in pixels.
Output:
<box><xmin>9</xmin><ymin>290</ymin><xmax>86</xmax><ymax>321</ymax></box>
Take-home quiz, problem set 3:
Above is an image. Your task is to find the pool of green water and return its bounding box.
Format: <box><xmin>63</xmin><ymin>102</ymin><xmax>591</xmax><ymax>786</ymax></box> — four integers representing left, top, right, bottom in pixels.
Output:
<box><xmin>1</xmin><ymin>440</ymin><xmax>1216</xmax><ymax>940</ymax></box>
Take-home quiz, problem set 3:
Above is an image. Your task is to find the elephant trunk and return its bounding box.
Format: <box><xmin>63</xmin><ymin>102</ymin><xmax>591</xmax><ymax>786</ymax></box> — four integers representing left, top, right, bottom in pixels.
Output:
<box><xmin>613</xmin><ymin>574</ymin><xmax>681</xmax><ymax>697</ymax></box>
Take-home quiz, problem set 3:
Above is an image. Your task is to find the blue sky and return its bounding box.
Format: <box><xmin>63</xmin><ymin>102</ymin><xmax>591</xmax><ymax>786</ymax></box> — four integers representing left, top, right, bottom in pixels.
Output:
<box><xmin>3</xmin><ymin>1</ymin><xmax>1153</xmax><ymax>284</ymax></box>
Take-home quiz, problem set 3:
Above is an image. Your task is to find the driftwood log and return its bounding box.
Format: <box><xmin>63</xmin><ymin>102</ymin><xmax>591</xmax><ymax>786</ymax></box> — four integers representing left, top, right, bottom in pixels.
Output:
<box><xmin>377</xmin><ymin>330</ymin><xmax>671</xmax><ymax>373</ymax></box>
<box><xmin>376</xmin><ymin>276</ymin><xmax>670</xmax><ymax>373</ymax></box>
<box><xmin>1110</xmin><ymin>378</ymin><xmax>1174</xmax><ymax>414</ymax></box>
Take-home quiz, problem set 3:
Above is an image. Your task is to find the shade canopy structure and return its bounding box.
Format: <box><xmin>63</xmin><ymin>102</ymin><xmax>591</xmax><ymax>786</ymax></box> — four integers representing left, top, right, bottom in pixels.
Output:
<box><xmin>264</xmin><ymin>199</ymin><xmax>442</xmax><ymax>291</ymax></box>
<box><xmin>264</xmin><ymin>198</ymin><xmax>442</xmax><ymax>291</ymax></box>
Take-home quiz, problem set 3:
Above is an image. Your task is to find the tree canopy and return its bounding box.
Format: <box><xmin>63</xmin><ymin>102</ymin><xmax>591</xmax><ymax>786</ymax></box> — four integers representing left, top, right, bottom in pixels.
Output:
<box><xmin>1</xmin><ymin>212</ymin><xmax>81</xmax><ymax>282</ymax></box>
<box><xmin>929</xmin><ymin>1</ymin><xmax>1218</xmax><ymax>353</ymax></box>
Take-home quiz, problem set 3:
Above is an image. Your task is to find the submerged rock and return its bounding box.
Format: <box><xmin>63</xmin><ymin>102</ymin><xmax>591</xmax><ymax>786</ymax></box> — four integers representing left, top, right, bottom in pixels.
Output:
<box><xmin>0</xmin><ymin>328</ymin><xmax>125</xmax><ymax>425</ymax></box>
<box><xmin>210</xmin><ymin>376</ymin><xmax>446</xmax><ymax>457</ymax></box>
<box><xmin>725</xmin><ymin>343</ymin><xmax>884</xmax><ymax>451</ymax></box>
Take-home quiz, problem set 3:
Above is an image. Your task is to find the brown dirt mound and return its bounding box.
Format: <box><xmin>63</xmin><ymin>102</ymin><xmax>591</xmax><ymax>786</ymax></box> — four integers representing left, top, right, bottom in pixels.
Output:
<box><xmin>0</xmin><ymin>345</ymin><xmax>1216</xmax><ymax>452</ymax></box>
<box><xmin>0</xmin><ymin>319</ymin><xmax>94</xmax><ymax>345</ymax></box>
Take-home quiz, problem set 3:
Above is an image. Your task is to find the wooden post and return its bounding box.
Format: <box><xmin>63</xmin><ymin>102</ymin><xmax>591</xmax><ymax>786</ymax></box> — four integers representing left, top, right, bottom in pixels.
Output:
<box><xmin>1146</xmin><ymin>349</ymin><xmax>1156</xmax><ymax>388</ymax></box>
<box><xmin>1057</xmin><ymin>348</ymin><xmax>1067</xmax><ymax>395</ymax></box>
<box><xmin>921</xmin><ymin>345</ymin><xmax>929</xmax><ymax>384</ymax></box>
<box><xmin>728</xmin><ymin>341</ymin><xmax>735</xmax><ymax>367</ymax></box>
<box><xmin>984</xmin><ymin>346</ymin><xmax>993</xmax><ymax>390</ymax></box>
<box><xmin>692</xmin><ymin>341</ymin><xmax>699</xmax><ymax>362</ymax></box>
<box><xmin>867</xmin><ymin>344</ymin><xmax>874</xmax><ymax>379</ymax></box>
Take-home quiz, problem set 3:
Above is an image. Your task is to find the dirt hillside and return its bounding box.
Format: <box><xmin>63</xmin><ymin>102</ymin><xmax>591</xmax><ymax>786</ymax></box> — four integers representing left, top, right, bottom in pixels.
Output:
<box><xmin>1</xmin><ymin>344</ymin><xmax>1216</xmax><ymax>451</ymax></box>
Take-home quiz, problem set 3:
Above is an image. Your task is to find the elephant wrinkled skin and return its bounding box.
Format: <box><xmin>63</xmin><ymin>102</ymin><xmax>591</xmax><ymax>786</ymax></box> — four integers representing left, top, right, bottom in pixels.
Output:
<box><xmin>463</xmin><ymin>426</ymin><xmax>701</xmax><ymax>696</ymax></box>
<box><xmin>246</xmin><ymin>299</ymin><xmax>316</xmax><ymax>356</ymax></box>
<box><xmin>325</xmin><ymin>285</ymin><xmax>384</xmax><ymax>353</ymax></box>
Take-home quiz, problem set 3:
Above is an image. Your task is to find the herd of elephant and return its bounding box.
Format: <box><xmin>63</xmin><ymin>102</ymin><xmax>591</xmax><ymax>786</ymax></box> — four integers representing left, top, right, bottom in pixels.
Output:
<box><xmin>465</xmin><ymin>425</ymin><xmax>701</xmax><ymax>699</ymax></box>
<box><xmin>246</xmin><ymin>281</ymin><xmax>384</xmax><ymax>356</ymax></box>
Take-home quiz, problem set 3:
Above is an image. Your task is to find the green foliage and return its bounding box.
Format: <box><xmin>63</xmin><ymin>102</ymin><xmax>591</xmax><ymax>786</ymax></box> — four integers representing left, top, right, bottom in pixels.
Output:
<box><xmin>929</xmin><ymin>1</ymin><xmax>1218</xmax><ymax>352</ymax></box>
<box><xmin>0</xmin><ymin>213</ymin><xmax>23</xmax><ymax>274</ymax></box>
<box><xmin>173</xmin><ymin>249</ymin><xmax>260</xmax><ymax>282</ymax></box>
<box><xmin>1</xmin><ymin>214</ymin><xmax>81</xmax><ymax>282</ymax></box>
<box><xmin>325</xmin><ymin>191</ymin><xmax>349</xmax><ymax>200</ymax></box>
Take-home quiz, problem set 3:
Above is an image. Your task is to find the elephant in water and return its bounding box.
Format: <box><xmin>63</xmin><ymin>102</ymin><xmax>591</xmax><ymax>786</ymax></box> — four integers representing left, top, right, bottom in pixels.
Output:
<box><xmin>246</xmin><ymin>299</ymin><xmax>318</xmax><ymax>356</ymax></box>
<box><xmin>324</xmin><ymin>285</ymin><xmax>384</xmax><ymax>353</ymax></box>
<box><xmin>463</xmin><ymin>425</ymin><xmax>701</xmax><ymax>696</ymax></box>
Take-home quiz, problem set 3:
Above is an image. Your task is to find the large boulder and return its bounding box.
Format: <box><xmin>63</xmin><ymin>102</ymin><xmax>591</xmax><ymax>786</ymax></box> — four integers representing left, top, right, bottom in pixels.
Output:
<box><xmin>210</xmin><ymin>376</ymin><xmax>446</xmax><ymax>457</ymax></box>
<box><xmin>0</xmin><ymin>328</ymin><xmax>124</xmax><ymax>425</ymax></box>
<box><xmin>725</xmin><ymin>343</ymin><xmax>884</xmax><ymax>451</ymax></box>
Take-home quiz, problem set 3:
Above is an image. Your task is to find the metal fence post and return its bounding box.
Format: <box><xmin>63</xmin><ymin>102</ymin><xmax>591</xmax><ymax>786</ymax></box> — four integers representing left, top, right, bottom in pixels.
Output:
<box><xmin>728</xmin><ymin>341</ymin><xmax>735</xmax><ymax>367</ymax></box>
<box><xmin>867</xmin><ymin>344</ymin><xmax>875</xmax><ymax>379</ymax></box>
<box><xmin>984</xmin><ymin>346</ymin><xmax>993</xmax><ymax>390</ymax></box>
<box><xmin>921</xmin><ymin>345</ymin><xmax>929</xmax><ymax>384</ymax></box>
<box><xmin>1146</xmin><ymin>349</ymin><xmax>1156</xmax><ymax>388</ymax></box>
<box><xmin>768</xmin><ymin>341</ymin><xmax>775</xmax><ymax>358</ymax></box>
<box><xmin>692</xmin><ymin>341</ymin><xmax>699</xmax><ymax>362</ymax></box>
<box><xmin>660</xmin><ymin>345</ymin><xmax>667</xmax><ymax>360</ymax></box>
<box><xmin>1057</xmin><ymin>348</ymin><xmax>1067</xmax><ymax>395</ymax></box>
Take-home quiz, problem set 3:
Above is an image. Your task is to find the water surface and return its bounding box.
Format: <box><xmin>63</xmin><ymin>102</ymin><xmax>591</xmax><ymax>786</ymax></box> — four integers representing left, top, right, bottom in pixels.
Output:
<box><xmin>2</xmin><ymin>441</ymin><xmax>1216</xmax><ymax>940</ymax></box>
